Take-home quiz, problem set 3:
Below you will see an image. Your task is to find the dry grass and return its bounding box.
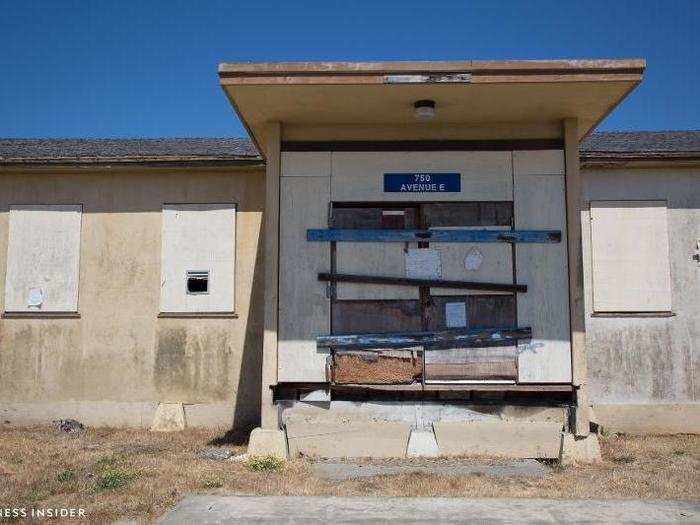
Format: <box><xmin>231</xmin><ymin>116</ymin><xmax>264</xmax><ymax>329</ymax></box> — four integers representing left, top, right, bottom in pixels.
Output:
<box><xmin>0</xmin><ymin>426</ymin><xmax>698</xmax><ymax>524</ymax></box>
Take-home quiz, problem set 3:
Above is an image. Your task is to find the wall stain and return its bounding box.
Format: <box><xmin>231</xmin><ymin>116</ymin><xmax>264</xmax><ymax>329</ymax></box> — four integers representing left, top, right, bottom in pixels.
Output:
<box><xmin>154</xmin><ymin>327</ymin><xmax>233</xmax><ymax>401</ymax></box>
<box><xmin>154</xmin><ymin>328</ymin><xmax>188</xmax><ymax>395</ymax></box>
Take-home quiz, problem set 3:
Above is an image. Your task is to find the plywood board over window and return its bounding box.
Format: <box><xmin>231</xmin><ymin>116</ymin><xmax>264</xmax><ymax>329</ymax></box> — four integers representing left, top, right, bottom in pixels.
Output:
<box><xmin>4</xmin><ymin>205</ymin><xmax>82</xmax><ymax>313</ymax></box>
<box><xmin>278</xmin><ymin>176</ymin><xmax>331</xmax><ymax>382</ymax></box>
<box><xmin>160</xmin><ymin>203</ymin><xmax>236</xmax><ymax>314</ymax></box>
<box><xmin>590</xmin><ymin>201</ymin><xmax>672</xmax><ymax>312</ymax></box>
<box><xmin>514</xmin><ymin>169</ymin><xmax>571</xmax><ymax>384</ymax></box>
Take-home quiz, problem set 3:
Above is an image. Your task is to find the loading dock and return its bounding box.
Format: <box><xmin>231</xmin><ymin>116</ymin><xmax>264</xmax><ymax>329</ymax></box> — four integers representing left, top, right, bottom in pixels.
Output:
<box><xmin>219</xmin><ymin>59</ymin><xmax>645</xmax><ymax>459</ymax></box>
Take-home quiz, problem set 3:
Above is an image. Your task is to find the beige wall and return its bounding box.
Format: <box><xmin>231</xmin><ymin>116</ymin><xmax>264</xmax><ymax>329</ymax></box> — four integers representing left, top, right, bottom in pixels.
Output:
<box><xmin>581</xmin><ymin>166</ymin><xmax>700</xmax><ymax>411</ymax></box>
<box><xmin>0</xmin><ymin>166</ymin><xmax>265</xmax><ymax>429</ymax></box>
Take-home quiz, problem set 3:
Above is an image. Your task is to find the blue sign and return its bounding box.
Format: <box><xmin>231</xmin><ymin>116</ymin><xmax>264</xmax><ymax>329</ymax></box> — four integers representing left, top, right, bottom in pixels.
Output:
<box><xmin>384</xmin><ymin>173</ymin><xmax>461</xmax><ymax>193</ymax></box>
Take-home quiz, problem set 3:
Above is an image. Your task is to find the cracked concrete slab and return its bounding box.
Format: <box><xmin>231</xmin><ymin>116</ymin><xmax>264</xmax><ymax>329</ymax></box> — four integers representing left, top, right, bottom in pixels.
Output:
<box><xmin>157</xmin><ymin>496</ymin><xmax>700</xmax><ymax>524</ymax></box>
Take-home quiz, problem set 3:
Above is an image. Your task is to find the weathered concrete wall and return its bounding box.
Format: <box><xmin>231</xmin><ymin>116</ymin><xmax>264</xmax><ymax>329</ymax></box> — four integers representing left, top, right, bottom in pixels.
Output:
<box><xmin>581</xmin><ymin>166</ymin><xmax>699</xmax><ymax>427</ymax></box>
<box><xmin>0</xmin><ymin>167</ymin><xmax>265</xmax><ymax>429</ymax></box>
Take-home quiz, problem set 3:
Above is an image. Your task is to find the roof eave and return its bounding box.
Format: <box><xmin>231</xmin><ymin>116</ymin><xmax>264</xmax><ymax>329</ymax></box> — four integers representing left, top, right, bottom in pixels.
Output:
<box><xmin>0</xmin><ymin>157</ymin><xmax>264</xmax><ymax>169</ymax></box>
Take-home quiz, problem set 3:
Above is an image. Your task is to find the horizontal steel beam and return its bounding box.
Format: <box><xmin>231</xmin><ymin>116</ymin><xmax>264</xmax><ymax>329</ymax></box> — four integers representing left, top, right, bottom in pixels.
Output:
<box><xmin>318</xmin><ymin>272</ymin><xmax>527</xmax><ymax>293</ymax></box>
<box><xmin>317</xmin><ymin>327</ymin><xmax>531</xmax><ymax>350</ymax></box>
<box><xmin>307</xmin><ymin>228</ymin><xmax>561</xmax><ymax>243</ymax></box>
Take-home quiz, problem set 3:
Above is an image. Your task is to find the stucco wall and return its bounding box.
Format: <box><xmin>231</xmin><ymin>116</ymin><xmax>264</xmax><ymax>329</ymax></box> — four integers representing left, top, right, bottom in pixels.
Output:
<box><xmin>0</xmin><ymin>167</ymin><xmax>265</xmax><ymax>429</ymax></box>
<box><xmin>581</xmin><ymin>166</ymin><xmax>699</xmax><ymax>409</ymax></box>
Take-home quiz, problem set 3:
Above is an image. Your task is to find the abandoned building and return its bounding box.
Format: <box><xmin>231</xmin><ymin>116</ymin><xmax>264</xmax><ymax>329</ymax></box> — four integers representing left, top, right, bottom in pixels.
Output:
<box><xmin>1</xmin><ymin>59</ymin><xmax>698</xmax><ymax>459</ymax></box>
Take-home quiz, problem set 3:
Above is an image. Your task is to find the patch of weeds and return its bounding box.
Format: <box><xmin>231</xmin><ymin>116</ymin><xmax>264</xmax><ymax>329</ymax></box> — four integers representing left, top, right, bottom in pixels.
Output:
<box><xmin>27</xmin><ymin>486</ymin><xmax>50</xmax><ymax>502</ymax></box>
<box><xmin>57</xmin><ymin>469</ymin><xmax>76</xmax><ymax>482</ymax></box>
<box><xmin>95</xmin><ymin>452</ymin><xmax>125</xmax><ymax>468</ymax></box>
<box><xmin>96</xmin><ymin>467</ymin><xmax>137</xmax><ymax>490</ymax></box>
<box><xmin>201</xmin><ymin>478</ymin><xmax>224</xmax><ymax>489</ymax></box>
<box><xmin>247</xmin><ymin>455</ymin><xmax>285</xmax><ymax>472</ymax></box>
<box><xmin>673</xmin><ymin>450</ymin><xmax>685</xmax><ymax>456</ymax></box>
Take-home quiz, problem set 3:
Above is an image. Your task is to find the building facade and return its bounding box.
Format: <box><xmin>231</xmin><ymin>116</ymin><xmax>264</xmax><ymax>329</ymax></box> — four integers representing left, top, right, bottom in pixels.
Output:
<box><xmin>0</xmin><ymin>60</ymin><xmax>698</xmax><ymax>458</ymax></box>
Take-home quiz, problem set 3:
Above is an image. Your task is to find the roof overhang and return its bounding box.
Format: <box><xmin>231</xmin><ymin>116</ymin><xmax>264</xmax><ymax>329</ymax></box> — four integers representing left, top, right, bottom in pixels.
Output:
<box><xmin>219</xmin><ymin>59</ymin><xmax>645</xmax><ymax>156</ymax></box>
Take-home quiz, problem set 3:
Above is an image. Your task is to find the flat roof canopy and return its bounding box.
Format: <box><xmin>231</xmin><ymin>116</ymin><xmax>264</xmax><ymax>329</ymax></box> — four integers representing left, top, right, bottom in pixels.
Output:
<box><xmin>219</xmin><ymin>59</ymin><xmax>645</xmax><ymax>155</ymax></box>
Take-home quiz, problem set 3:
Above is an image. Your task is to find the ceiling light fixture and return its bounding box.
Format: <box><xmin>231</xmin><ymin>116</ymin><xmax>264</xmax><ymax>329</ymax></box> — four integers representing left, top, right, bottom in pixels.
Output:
<box><xmin>414</xmin><ymin>99</ymin><xmax>436</xmax><ymax>120</ymax></box>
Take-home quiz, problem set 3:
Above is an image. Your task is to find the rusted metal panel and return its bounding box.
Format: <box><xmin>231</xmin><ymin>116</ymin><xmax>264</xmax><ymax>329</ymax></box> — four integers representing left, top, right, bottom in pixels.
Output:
<box><xmin>333</xmin><ymin>350</ymin><xmax>422</xmax><ymax>384</ymax></box>
<box><xmin>332</xmin><ymin>300</ymin><xmax>421</xmax><ymax>334</ymax></box>
<box><xmin>308</xmin><ymin>228</ymin><xmax>561</xmax><ymax>243</ymax></box>
<box><xmin>317</xmin><ymin>327</ymin><xmax>531</xmax><ymax>350</ymax></box>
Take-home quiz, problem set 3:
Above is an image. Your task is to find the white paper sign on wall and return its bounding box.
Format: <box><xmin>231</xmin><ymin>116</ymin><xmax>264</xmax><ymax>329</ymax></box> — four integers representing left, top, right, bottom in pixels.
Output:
<box><xmin>27</xmin><ymin>287</ymin><xmax>43</xmax><ymax>308</ymax></box>
<box><xmin>445</xmin><ymin>302</ymin><xmax>467</xmax><ymax>328</ymax></box>
<box><xmin>464</xmin><ymin>248</ymin><xmax>484</xmax><ymax>271</ymax></box>
<box><xmin>405</xmin><ymin>248</ymin><xmax>442</xmax><ymax>279</ymax></box>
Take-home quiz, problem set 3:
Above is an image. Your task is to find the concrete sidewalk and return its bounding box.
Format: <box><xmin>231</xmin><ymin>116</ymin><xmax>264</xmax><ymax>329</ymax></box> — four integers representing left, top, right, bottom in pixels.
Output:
<box><xmin>157</xmin><ymin>495</ymin><xmax>699</xmax><ymax>524</ymax></box>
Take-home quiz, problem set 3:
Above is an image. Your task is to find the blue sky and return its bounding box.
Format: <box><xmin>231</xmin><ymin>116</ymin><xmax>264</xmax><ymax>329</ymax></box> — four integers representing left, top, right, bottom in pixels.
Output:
<box><xmin>1</xmin><ymin>0</ymin><xmax>698</xmax><ymax>138</ymax></box>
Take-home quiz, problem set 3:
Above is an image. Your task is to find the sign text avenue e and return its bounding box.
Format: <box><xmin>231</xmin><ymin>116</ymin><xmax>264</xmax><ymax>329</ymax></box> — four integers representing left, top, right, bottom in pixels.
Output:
<box><xmin>384</xmin><ymin>173</ymin><xmax>461</xmax><ymax>193</ymax></box>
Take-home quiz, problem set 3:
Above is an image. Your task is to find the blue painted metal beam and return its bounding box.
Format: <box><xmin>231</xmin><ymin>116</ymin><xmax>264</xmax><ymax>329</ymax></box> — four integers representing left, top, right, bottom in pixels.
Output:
<box><xmin>317</xmin><ymin>327</ymin><xmax>531</xmax><ymax>350</ymax></box>
<box><xmin>307</xmin><ymin>229</ymin><xmax>560</xmax><ymax>243</ymax></box>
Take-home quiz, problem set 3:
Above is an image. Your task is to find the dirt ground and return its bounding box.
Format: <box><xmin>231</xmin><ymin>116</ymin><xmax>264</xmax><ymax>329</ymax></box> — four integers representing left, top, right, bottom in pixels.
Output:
<box><xmin>0</xmin><ymin>425</ymin><xmax>698</xmax><ymax>523</ymax></box>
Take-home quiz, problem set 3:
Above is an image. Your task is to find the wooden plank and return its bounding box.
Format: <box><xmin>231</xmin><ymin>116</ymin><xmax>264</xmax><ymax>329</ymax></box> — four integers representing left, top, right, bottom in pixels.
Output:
<box><xmin>319</xmin><ymin>273</ymin><xmax>527</xmax><ymax>293</ymax></box>
<box><xmin>278</xmin><ymin>176</ymin><xmax>331</xmax><ymax>382</ymax></box>
<box><xmin>332</xmin><ymin>300</ymin><xmax>421</xmax><ymax>334</ymax></box>
<box><xmin>308</xmin><ymin>228</ymin><xmax>561</xmax><ymax>243</ymax></box>
<box><xmin>426</xmin><ymin>295</ymin><xmax>517</xmax><ymax>330</ymax></box>
<box><xmin>425</xmin><ymin>347</ymin><xmax>517</xmax><ymax>381</ymax></box>
<box><xmin>425</xmin><ymin>347</ymin><xmax>517</xmax><ymax>364</ymax></box>
<box><xmin>425</xmin><ymin>362</ymin><xmax>517</xmax><ymax>381</ymax></box>
<box><xmin>515</xmin><ymin>172</ymin><xmax>572</xmax><ymax>384</ymax></box>
<box><xmin>422</xmin><ymin>202</ymin><xmax>513</xmax><ymax>227</ymax></box>
<box><xmin>317</xmin><ymin>327</ymin><xmax>531</xmax><ymax>350</ymax></box>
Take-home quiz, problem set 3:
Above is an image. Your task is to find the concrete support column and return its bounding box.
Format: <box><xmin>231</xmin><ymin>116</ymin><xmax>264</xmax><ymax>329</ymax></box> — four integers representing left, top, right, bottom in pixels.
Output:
<box><xmin>260</xmin><ymin>122</ymin><xmax>281</xmax><ymax>430</ymax></box>
<box><xmin>563</xmin><ymin>118</ymin><xmax>590</xmax><ymax>436</ymax></box>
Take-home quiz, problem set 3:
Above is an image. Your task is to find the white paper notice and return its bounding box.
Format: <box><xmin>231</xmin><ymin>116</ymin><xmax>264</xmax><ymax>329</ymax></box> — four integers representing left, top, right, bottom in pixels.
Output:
<box><xmin>445</xmin><ymin>302</ymin><xmax>467</xmax><ymax>328</ymax></box>
<box><xmin>405</xmin><ymin>248</ymin><xmax>441</xmax><ymax>279</ymax></box>
<box><xmin>27</xmin><ymin>287</ymin><xmax>43</xmax><ymax>308</ymax></box>
<box><xmin>464</xmin><ymin>248</ymin><xmax>484</xmax><ymax>271</ymax></box>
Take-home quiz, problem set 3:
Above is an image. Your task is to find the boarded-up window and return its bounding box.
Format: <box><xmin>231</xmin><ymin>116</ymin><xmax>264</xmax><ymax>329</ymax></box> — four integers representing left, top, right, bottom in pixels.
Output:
<box><xmin>4</xmin><ymin>205</ymin><xmax>82</xmax><ymax>313</ymax></box>
<box><xmin>590</xmin><ymin>201</ymin><xmax>672</xmax><ymax>312</ymax></box>
<box><xmin>160</xmin><ymin>203</ymin><xmax>235</xmax><ymax>313</ymax></box>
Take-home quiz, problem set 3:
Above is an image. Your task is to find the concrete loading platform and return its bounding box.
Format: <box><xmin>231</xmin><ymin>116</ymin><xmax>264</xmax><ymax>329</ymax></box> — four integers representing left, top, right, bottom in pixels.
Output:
<box><xmin>249</xmin><ymin>400</ymin><xmax>601</xmax><ymax>463</ymax></box>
